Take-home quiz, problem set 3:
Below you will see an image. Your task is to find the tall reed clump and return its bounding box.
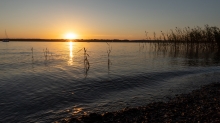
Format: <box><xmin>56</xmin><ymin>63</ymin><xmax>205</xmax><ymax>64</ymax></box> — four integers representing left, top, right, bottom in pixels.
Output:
<box><xmin>169</xmin><ymin>25</ymin><xmax>220</xmax><ymax>44</ymax></box>
<box><xmin>146</xmin><ymin>25</ymin><xmax>220</xmax><ymax>50</ymax></box>
<box><xmin>212</xmin><ymin>27</ymin><xmax>220</xmax><ymax>50</ymax></box>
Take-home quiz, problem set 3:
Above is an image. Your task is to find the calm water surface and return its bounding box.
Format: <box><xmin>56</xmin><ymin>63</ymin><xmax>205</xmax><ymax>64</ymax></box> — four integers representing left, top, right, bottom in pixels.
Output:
<box><xmin>0</xmin><ymin>42</ymin><xmax>220</xmax><ymax>122</ymax></box>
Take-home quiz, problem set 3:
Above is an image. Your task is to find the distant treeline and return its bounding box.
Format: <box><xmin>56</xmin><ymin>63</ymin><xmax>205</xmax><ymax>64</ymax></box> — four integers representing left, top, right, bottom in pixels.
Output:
<box><xmin>0</xmin><ymin>38</ymin><xmax>156</xmax><ymax>42</ymax></box>
<box><xmin>0</xmin><ymin>39</ymin><xmax>67</xmax><ymax>42</ymax></box>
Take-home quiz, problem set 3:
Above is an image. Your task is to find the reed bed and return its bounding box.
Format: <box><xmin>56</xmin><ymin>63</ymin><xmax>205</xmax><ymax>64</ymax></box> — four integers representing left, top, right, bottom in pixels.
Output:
<box><xmin>146</xmin><ymin>25</ymin><xmax>220</xmax><ymax>51</ymax></box>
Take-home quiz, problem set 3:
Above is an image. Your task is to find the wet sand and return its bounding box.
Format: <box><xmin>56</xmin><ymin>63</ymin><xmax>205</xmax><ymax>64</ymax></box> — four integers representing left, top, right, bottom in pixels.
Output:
<box><xmin>58</xmin><ymin>83</ymin><xmax>220</xmax><ymax>123</ymax></box>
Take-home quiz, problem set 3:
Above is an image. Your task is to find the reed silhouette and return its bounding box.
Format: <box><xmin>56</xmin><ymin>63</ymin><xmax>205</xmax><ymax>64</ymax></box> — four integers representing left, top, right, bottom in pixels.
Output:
<box><xmin>31</xmin><ymin>47</ymin><xmax>34</xmax><ymax>70</ymax></box>
<box><xmin>145</xmin><ymin>25</ymin><xmax>220</xmax><ymax>50</ymax></box>
<box><xmin>78</xmin><ymin>47</ymin><xmax>90</xmax><ymax>77</ymax></box>
<box><xmin>31</xmin><ymin>47</ymin><xmax>34</xmax><ymax>62</ymax></box>
<box><xmin>43</xmin><ymin>48</ymin><xmax>49</xmax><ymax>61</ymax></box>
<box><xmin>148</xmin><ymin>41</ymin><xmax>220</xmax><ymax>66</ymax></box>
<box><xmin>106</xmin><ymin>42</ymin><xmax>112</xmax><ymax>72</ymax></box>
<box><xmin>83</xmin><ymin>48</ymin><xmax>90</xmax><ymax>77</ymax></box>
<box><xmin>43</xmin><ymin>48</ymin><xmax>53</xmax><ymax>66</ymax></box>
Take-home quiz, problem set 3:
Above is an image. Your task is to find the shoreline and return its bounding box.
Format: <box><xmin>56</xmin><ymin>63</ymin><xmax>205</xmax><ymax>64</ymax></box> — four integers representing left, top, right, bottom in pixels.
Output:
<box><xmin>58</xmin><ymin>82</ymin><xmax>220</xmax><ymax>123</ymax></box>
<box><xmin>1</xmin><ymin>39</ymin><xmax>216</xmax><ymax>43</ymax></box>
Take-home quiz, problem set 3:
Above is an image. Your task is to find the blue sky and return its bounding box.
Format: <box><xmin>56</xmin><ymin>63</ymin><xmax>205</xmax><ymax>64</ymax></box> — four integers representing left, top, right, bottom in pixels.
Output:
<box><xmin>0</xmin><ymin>0</ymin><xmax>220</xmax><ymax>39</ymax></box>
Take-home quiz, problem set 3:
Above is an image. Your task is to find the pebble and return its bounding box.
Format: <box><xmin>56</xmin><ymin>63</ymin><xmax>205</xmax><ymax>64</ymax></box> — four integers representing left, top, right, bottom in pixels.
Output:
<box><xmin>58</xmin><ymin>83</ymin><xmax>220</xmax><ymax>123</ymax></box>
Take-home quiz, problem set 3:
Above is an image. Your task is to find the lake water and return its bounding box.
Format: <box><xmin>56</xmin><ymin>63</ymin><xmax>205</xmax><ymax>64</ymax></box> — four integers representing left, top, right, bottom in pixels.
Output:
<box><xmin>0</xmin><ymin>42</ymin><xmax>220</xmax><ymax>122</ymax></box>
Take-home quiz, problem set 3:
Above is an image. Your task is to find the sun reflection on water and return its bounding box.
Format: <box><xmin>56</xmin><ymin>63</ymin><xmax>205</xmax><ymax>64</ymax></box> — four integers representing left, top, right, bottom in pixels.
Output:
<box><xmin>68</xmin><ymin>41</ymin><xmax>74</xmax><ymax>65</ymax></box>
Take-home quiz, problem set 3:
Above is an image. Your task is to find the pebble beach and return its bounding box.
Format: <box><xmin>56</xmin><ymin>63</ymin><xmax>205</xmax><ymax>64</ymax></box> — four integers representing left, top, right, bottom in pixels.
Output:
<box><xmin>58</xmin><ymin>83</ymin><xmax>220</xmax><ymax>123</ymax></box>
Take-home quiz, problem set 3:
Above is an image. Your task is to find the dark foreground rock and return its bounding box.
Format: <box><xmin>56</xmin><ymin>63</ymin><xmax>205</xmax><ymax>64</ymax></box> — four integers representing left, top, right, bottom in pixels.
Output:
<box><xmin>58</xmin><ymin>83</ymin><xmax>220</xmax><ymax>123</ymax></box>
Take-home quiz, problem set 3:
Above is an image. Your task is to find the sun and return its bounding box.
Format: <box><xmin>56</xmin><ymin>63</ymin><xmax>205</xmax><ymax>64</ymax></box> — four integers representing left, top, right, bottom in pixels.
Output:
<box><xmin>65</xmin><ymin>33</ymin><xmax>77</xmax><ymax>39</ymax></box>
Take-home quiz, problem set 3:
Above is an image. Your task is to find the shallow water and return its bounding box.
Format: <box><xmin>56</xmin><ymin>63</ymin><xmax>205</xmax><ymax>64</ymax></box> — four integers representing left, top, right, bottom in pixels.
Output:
<box><xmin>0</xmin><ymin>42</ymin><xmax>220</xmax><ymax>122</ymax></box>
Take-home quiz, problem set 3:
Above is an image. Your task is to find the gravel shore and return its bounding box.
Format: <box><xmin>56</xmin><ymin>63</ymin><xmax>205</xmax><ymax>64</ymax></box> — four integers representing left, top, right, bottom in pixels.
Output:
<box><xmin>59</xmin><ymin>83</ymin><xmax>220</xmax><ymax>123</ymax></box>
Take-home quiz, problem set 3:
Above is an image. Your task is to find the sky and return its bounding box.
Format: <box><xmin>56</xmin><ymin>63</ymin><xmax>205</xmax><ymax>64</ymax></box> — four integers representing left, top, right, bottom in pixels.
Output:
<box><xmin>0</xmin><ymin>0</ymin><xmax>220</xmax><ymax>40</ymax></box>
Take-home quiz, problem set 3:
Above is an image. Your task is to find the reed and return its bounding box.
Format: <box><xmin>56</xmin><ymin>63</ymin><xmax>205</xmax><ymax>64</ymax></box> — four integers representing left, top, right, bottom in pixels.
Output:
<box><xmin>150</xmin><ymin>39</ymin><xmax>219</xmax><ymax>63</ymax></box>
<box><xmin>31</xmin><ymin>47</ymin><xmax>34</xmax><ymax>61</ymax></box>
<box><xmin>145</xmin><ymin>31</ymin><xmax>149</xmax><ymax>40</ymax></box>
<box><xmin>78</xmin><ymin>47</ymin><xmax>90</xmax><ymax>77</ymax></box>
<box><xmin>106</xmin><ymin>42</ymin><xmax>112</xmax><ymax>58</ymax></box>
<box><xmin>43</xmin><ymin>48</ymin><xmax>53</xmax><ymax>64</ymax></box>
<box><xmin>146</xmin><ymin>25</ymin><xmax>220</xmax><ymax>51</ymax></box>
<box><xmin>83</xmin><ymin>48</ymin><xmax>90</xmax><ymax>77</ymax></box>
<box><xmin>30</xmin><ymin>47</ymin><xmax>34</xmax><ymax>69</ymax></box>
<box><xmin>106</xmin><ymin>42</ymin><xmax>112</xmax><ymax>71</ymax></box>
<box><xmin>83</xmin><ymin>48</ymin><xmax>90</xmax><ymax>66</ymax></box>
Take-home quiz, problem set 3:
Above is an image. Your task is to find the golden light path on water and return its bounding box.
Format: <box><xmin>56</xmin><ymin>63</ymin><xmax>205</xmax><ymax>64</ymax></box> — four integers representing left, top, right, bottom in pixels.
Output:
<box><xmin>68</xmin><ymin>41</ymin><xmax>74</xmax><ymax>65</ymax></box>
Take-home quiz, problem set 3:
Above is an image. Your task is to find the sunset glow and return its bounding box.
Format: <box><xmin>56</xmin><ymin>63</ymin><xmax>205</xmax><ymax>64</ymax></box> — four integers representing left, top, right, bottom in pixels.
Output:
<box><xmin>65</xmin><ymin>33</ymin><xmax>77</xmax><ymax>39</ymax></box>
<box><xmin>0</xmin><ymin>1</ymin><xmax>220</xmax><ymax>39</ymax></box>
